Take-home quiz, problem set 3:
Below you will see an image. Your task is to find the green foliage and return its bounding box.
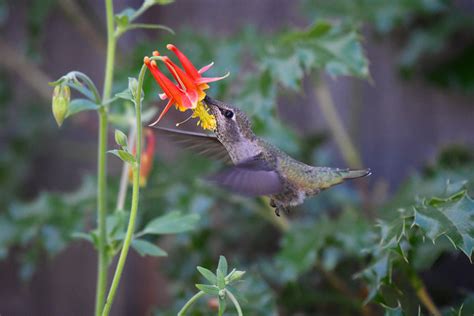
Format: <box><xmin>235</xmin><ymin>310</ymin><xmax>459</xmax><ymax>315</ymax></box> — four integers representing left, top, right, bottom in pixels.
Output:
<box><xmin>414</xmin><ymin>188</ymin><xmax>474</xmax><ymax>259</ymax></box>
<box><xmin>140</xmin><ymin>211</ymin><xmax>200</xmax><ymax>235</ymax></box>
<box><xmin>0</xmin><ymin>176</ymin><xmax>96</xmax><ymax>279</ymax></box>
<box><xmin>303</xmin><ymin>0</ymin><xmax>474</xmax><ymax>93</ymax></box>
<box><xmin>179</xmin><ymin>255</ymin><xmax>246</xmax><ymax>316</ymax></box>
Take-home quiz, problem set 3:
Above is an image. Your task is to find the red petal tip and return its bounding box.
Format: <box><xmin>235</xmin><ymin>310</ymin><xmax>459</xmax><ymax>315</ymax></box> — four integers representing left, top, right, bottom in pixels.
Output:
<box><xmin>166</xmin><ymin>44</ymin><xmax>175</xmax><ymax>50</ymax></box>
<box><xmin>150</xmin><ymin>60</ymin><xmax>158</xmax><ymax>67</ymax></box>
<box><xmin>144</xmin><ymin>56</ymin><xmax>150</xmax><ymax>64</ymax></box>
<box><xmin>152</xmin><ymin>50</ymin><xmax>160</xmax><ymax>57</ymax></box>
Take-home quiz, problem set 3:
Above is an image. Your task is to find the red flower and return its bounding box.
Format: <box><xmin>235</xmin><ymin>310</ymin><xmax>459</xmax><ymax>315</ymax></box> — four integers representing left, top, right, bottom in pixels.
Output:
<box><xmin>129</xmin><ymin>128</ymin><xmax>156</xmax><ymax>187</ymax></box>
<box><xmin>144</xmin><ymin>44</ymin><xmax>228</xmax><ymax>128</ymax></box>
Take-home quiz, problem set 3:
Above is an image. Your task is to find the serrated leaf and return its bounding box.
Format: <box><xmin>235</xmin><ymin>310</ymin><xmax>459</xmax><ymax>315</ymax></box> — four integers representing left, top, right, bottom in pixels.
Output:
<box><xmin>195</xmin><ymin>284</ymin><xmax>219</xmax><ymax>296</ymax></box>
<box><xmin>108</xmin><ymin>150</ymin><xmax>135</xmax><ymax>164</ymax></box>
<box><xmin>66</xmin><ymin>99</ymin><xmax>99</xmax><ymax>118</ymax></box>
<box><xmin>413</xmin><ymin>190</ymin><xmax>474</xmax><ymax>259</ymax></box>
<box><xmin>114</xmin><ymin>129</ymin><xmax>128</xmax><ymax>148</ymax></box>
<box><xmin>131</xmin><ymin>239</ymin><xmax>167</xmax><ymax>257</ymax></box>
<box><xmin>197</xmin><ymin>266</ymin><xmax>217</xmax><ymax>284</ymax></box>
<box><xmin>140</xmin><ymin>211</ymin><xmax>199</xmax><ymax>235</ymax></box>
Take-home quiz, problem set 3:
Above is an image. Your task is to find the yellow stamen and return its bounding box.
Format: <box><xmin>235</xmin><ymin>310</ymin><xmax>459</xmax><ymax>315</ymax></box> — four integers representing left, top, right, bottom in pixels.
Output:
<box><xmin>191</xmin><ymin>101</ymin><xmax>216</xmax><ymax>131</ymax></box>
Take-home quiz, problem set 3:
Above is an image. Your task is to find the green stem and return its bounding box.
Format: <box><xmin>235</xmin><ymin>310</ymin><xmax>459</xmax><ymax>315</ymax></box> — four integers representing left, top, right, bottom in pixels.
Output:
<box><xmin>95</xmin><ymin>108</ymin><xmax>109</xmax><ymax>316</ymax></box>
<box><xmin>101</xmin><ymin>65</ymin><xmax>147</xmax><ymax>316</ymax></box>
<box><xmin>95</xmin><ymin>0</ymin><xmax>116</xmax><ymax>314</ymax></box>
<box><xmin>177</xmin><ymin>291</ymin><xmax>206</xmax><ymax>316</ymax></box>
<box><xmin>226</xmin><ymin>289</ymin><xmax>243</xmax><ymax>316</ymax></box>
<box><xmin>408</xmin><ymin>267</ymin><xmax>441</xmax><ymax>316</ymax></box>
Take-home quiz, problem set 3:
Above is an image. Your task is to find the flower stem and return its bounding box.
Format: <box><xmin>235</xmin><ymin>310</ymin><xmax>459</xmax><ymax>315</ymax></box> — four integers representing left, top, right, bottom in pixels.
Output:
<box><xmin>226</xmin><ymin>289</ymin><xmax>243</xmax><ymax>316</ymax></box>
<box><xmin>101</xmin><ymin>65</ymin><xmax>147</xmax><ymax>316</ymax></box>
<box><xmin>95</xmin><ymin>107</ymin><xmax>109</xmax><ymax>316</ymax></box>
<box><xmin>177</xmin><ymin>291</ymin><xmax>206</xmax><ymax>316</ymax></box>
<box><xmin>95</xmin><ymin>0</ymin><xmax>116</xmax><ymax>314</ymax></box>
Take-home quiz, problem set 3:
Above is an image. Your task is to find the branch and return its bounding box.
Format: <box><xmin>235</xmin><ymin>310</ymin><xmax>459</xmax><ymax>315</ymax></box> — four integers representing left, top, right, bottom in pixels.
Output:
<box><xmin>0</xmin><ymin>37</ymin><xmax>51</xmax><ymax>100</ymax></box>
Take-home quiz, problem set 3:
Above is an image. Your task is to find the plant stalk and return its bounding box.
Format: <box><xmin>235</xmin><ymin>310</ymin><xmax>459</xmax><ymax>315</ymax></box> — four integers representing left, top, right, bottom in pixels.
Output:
<box><xmin>101</xmin><ymin>65</ymin><xmax>147</xmax><ymax>316</ymax></box>
<box><xmin>177</xmin><ymin>291</ymin><xmax>206</xmax><ymax>316</ymax></box>
<box><xmin>408</xmin><ymin>269</ymin><xmax>441</xmax><ymax>316</ymax></box>
<box><xmin>95</xmin><ymin>0</ymin><xmax>116</xmax><ymax>314</ymax></box>
<box><xmin>226</xmin><ymin>289</ymin><xmax>243</xmax><ymax>316</ymax></box>
<box><xmin>314</xmin><ymin>77</ymin><xmax>362</xmax><ymax>169</ymax></box>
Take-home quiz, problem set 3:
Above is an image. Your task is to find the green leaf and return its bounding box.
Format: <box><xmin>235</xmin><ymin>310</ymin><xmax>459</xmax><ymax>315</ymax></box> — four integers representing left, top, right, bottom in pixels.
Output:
<box><xmin>195</xmin><ymin>284</ymin><xmax>219</xmax><ymax>296</ymax></box>
<box><xmin>216</xmin><ymin>269</ymin><xmax>225</xmax><ymax>290</ymax></box>
<box><xmin>140</xmin><ymin>211</ymin><xmax>199</xmax><ymax>235</ymax></box>
<box><xmin>197</xmin><ymin>266</ymin><xmax>217</xmax><ymax>284</ymax></box>
<box><xmin>413</xmin><ymin>189</ymin><xmax>474</xmax><ymax>259</ymax></box>
<box><xmin>114</xmin><ymin>129</ymin><xmax>128</xmax><ymax>148</ymax></box>
<box><xmin>66</xmin><ymin>99</ymin><xmax>99</xmax><ymax>118</ymax></box>
<box><xmin>383</xmin><ymin>303</ymin><xmax>406</xmax><ymax>316</ymax></box>
<box><xmin>71</xmin><ymin>232</ymin><xmax>93</xmax><ymax>243</ymax></box>
<box><xmin>108</xmin><ymin>150</ymin><xmax>135</xmax><ymax>164</ymax></box>
<box><xmin>226</xmin><ymin>269</ymin><xmax>245</xmax><ymax>284</ymax></box>
<box><xmin>131</xmin><ymin>239</ymin><xmax>167</xmax><ymax>257</ymax></box>
<box><xmin>115</xmin><ymin>88</ymin><xmax>133</xmax><ymax>102</ymax></box>
<box><xmin>144</xmin><ymin>0</ymin><xmax>175</xmax><ymax>7</ymax></box>
<box><xmin>261</xmin><ymin>20</ymin><xmax>369</xmax><ymax>90</ymax></box>
<box><xmin>217</xmin><ymin>255</ymin><xmax>228</xmax><ymax>277</ymax></box>
<box><xmin>115</xmin><ymin>8</ymin><xmax>135</xmax><ymax>28</ymax></box>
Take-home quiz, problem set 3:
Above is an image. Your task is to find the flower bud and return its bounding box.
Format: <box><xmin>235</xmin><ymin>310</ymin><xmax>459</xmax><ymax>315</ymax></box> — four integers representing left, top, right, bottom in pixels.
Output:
<box><xmin>52</xmin><ymin>85</ymin><xmax>70</xmax><ymax>127</ymax></box>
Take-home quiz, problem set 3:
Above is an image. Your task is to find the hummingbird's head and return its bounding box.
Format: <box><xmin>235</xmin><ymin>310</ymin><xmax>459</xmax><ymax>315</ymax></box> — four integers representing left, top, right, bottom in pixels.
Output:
<box><xmin>204</xmin><ymin>96</ymin><xmax>255</xmax><ymax>143</ymax></box>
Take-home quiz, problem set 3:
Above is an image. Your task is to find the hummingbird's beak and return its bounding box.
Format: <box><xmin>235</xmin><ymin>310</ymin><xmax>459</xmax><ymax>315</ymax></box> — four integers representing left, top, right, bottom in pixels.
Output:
<box><xmin>203</xmin><ymin>95</ymin><xmax>222</xmax><ymax>110</ymax></box>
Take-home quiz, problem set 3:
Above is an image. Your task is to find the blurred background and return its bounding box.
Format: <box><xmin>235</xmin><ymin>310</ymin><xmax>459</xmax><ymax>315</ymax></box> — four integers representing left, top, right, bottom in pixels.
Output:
<box><xmin>1</xmin><ymin>0</ymin><xmax>474</xmax><ymax>315</ymax></box>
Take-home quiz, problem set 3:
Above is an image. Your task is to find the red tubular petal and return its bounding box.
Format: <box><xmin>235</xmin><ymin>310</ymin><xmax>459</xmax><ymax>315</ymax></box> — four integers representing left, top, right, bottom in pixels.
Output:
<box><xmin>162</xmin><ymin>57</ymin><xmax>195</xmax><ymax>92</ymax></box>
<box><xmin>145</xmin><ymin>60</ymin><xmax>184</xmax><ymax>105</ymax></box>
<box><xmin>145</xmin><ymin>128</ymin><xmax>156</xmax><ymax>155</ymax></box>
<box><xmin>149</xmin><ymin>98</ymin><xmax>175</xmax><ymax>126</ymax></box>
<box><xmin>198</xmin><ymin>62</ymin><xmax>214</xmax><ymax>74</ymax></box>
<box><xmin>167</xmin><ymin>44</ymin><xmax>200</xmax><ymax>80</ymax></box>
<box><xmin>195</xmin><ymin>72</ymin><xmax>230</xmax><ymax>84</ymax></box>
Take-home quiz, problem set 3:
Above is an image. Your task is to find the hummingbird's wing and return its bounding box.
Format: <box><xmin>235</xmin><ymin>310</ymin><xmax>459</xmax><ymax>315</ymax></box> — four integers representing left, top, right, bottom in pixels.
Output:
<box><xmin>207</xmin><ymin>155</ymin><xmax>284</xmax><ymax>196</ymax></box>
<box><xmin>153</xmin><ymin>126</ymin><xmax>232</xmax><ymax>164</ymax></box>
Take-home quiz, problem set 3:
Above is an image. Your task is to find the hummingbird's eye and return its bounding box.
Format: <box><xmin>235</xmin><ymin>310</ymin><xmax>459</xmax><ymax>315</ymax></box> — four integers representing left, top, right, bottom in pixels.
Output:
<box><xmin>223</xmin><ymin>110</ymin><xmax>234</xmax><ymax>119</ymax></box>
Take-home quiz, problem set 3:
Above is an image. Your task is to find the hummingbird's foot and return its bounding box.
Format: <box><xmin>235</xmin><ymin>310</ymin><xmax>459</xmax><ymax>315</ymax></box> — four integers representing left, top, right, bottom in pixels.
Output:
<box><xmin>269</xmin><ymin>199</ymin><xmax>277</xmax><ymax>208</ymax></box>
<box><xmin>274</xmin><ymin>208</ymin><xmax>280</xmax><ymax>217</ymax></box>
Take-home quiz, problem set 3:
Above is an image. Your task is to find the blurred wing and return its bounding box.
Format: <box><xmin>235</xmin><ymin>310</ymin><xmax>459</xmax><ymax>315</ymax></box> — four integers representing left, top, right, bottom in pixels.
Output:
<box><xmin>153</xmin><ymin>126</ymin><xmax>232</xmax><ymax>164</ymax></box>
<box><xmin>207</xmin><ymin>155</ymin><xmax>284</xmax><ymax>196</ymax></box>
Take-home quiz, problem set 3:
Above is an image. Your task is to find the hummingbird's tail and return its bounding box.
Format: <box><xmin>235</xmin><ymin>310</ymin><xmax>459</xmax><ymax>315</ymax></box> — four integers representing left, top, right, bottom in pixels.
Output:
<box><xmin>342</xmin><ymin>168</ymin><xmax>372</xmax><ymax>180</ymax></box>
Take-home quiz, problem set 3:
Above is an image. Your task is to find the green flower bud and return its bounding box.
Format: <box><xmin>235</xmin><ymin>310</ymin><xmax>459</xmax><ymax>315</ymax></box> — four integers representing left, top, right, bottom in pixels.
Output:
<box><xmin>52</xmin><ymin>85</ymin><xmax>70</xmax><ymax>127</ymax></box>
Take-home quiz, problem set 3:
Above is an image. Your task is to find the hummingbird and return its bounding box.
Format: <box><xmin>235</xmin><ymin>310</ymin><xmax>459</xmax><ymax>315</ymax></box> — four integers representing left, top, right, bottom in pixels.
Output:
<box><xmin>155</xmin><ymin>96</ymin><xmax>371</xmax><ymax>216</ymax></box>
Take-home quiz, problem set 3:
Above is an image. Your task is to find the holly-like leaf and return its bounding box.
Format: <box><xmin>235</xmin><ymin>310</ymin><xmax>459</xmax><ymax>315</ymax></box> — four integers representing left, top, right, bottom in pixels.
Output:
<box><xmin>414</xmin><ymin>189</ymin><xmax>474</xmax><ymax>259</ymax></box>
<box><xmin>140</xmin><ymin>211</ymin><xmax>199</xmax><ymax>235</ymax></box>
<box><xmin>261</xmin><ymin>20</ymin><xmax>369</xmax><ymax>91</ymax></box>
<box><xmin>131</xmin><ymin>239</ymin><xmax>167</xmax><ymax>257</ymax></box>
